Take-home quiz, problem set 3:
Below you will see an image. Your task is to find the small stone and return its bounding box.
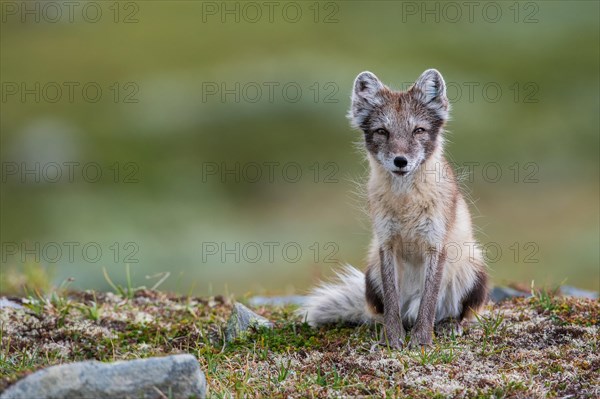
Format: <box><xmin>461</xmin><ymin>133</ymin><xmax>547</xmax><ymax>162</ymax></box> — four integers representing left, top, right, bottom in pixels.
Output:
<box><xmin>0</xmin><ymin>298</ymin><xmax>23</xmax><ymax>309</ymax></box>
<box><xmin>489</xmin><ymin>286</ymin><xmax>529</xmax><ymax>303</ymax></box>
<box><xmin>560</xmin><ymin>285</ymin><xmax>598</xmax><ymax>299</ymax></box>
<box><xmin>225</xmin><ymin>302</ymin><xmax>273</xmax><ymax>343</ymax></box>
<box><xmin>247</xmin><ymin>295</ymin><xmax>307</xmax><ymax>307</ymax></box>
<box><xmin>0</xmin><ymin>354</ymin><xmax>206</xmax><ymax>399</ymax></box>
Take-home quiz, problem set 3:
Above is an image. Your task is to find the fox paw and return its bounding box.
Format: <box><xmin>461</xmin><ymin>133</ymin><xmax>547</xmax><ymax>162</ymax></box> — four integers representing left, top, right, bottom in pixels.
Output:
<box><xmin>372</xmin><ymin>327</ymin><xmax>405</xmax><ymax>351</ymax></box>
<box><xmin>408</xmin><ymin>328</ymin><xmax>433</xmax><ymax>349</ymax></box>
<box><xmin>435</xmin><ymin>319</ymin><xmax>464</xmax><ymax>337</ymax></box>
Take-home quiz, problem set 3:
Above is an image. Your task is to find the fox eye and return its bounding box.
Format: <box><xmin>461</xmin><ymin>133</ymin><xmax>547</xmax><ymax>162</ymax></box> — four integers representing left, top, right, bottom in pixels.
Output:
<box><xmin>413</xmin><ymin>127</ymin><xmax>426</xmax><ymax>135</ymax></box>
<box><xmin>374</xmin><ymin>128</ymin><xmax>389</xmax><ymax>138</ymax></box>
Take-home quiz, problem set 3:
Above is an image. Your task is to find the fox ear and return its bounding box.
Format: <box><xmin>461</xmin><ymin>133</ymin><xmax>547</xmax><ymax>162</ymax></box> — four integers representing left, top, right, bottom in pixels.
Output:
<box><xmin>349</xmin><ymin>71</ymin><xmax>385</xmax><ymax>129</ymax></box>
<box><xmin>352</xmin><ymin>71</ymin><xmax>384</xmax><ymax>103</ymax></box>
<box><xmin>411</xmin><ymin>69</ymin><xmax>449</xmax><ymax>119</ymax></box>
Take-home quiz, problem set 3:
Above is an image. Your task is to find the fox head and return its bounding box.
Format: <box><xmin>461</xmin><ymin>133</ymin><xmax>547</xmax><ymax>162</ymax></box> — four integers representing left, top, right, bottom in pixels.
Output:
<box><xmin>348</xmin><ymin>69</ymin><xmax>450</xmax><ymax>177</ymax></box>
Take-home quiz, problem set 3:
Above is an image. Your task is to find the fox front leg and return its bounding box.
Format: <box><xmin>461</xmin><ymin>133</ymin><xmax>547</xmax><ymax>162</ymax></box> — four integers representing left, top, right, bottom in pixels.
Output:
<box><xmin>409</xmin><ymin>248</ymin><xmax>446</xmax><ymax>348</ymax></box>
<box><xmin>378</xmin><ymin>246</ymin><xmax>405</xmax><ymax>349</ymax></box>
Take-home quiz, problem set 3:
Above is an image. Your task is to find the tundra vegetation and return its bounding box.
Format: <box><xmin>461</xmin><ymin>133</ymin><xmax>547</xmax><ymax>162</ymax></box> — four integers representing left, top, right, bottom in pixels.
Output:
<box><xmin>0</xmin><ymin>272</ymin><xmax>598</xmax><ymax>398</ymax></box>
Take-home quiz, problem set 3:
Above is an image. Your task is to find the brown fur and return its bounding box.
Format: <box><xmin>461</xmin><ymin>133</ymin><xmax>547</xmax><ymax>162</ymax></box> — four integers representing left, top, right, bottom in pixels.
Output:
<box><xmin>298</xmin><ymin>70</ymin><xmax>488</xmax><ymax>349</ymax></box>
<box><xmin>352</xmin><ymin>70</ymin><xmax>488</xmax><ymax>347</ymax></box>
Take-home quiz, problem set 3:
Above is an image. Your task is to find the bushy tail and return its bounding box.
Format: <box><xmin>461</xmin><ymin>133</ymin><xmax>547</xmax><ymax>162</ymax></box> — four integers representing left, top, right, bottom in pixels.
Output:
<box><xmin>297</xmin><ymin>265</ymin><xmax>371</xmax><ymax>326</ymax></box>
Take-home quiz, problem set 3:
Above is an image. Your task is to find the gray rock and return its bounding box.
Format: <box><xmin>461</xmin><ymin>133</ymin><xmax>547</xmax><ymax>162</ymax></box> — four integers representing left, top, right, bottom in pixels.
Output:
<box><xmin>247</xmin><ymin>295</ymin><xmax>307</xmax><ymax>307</ymax></box>
<box><xmin>0</xmin><ymin>298</ymin><xmax>23</xmax><ymax>309</ymax></box>
<box><xmin>225</xmin><ymin>302</ymin><xmax>273</xmax><ymax>343</ymax></box>
<box><xmin>0</xmin><ymin>354</ymin><xmax>205</xmax><ymax>399</ymax></box>
<box><xmin>560</xmin><ymin>285</ymin><xmax>598</xmax><ymax>299</ymax></box>
<box><xmin>489</xmin><ymin>286</ymin><xmax>529</xmax><ymax>303</ymax></box>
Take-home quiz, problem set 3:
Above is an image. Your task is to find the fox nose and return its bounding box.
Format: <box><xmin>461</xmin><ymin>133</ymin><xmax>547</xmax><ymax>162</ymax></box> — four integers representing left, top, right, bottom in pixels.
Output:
<box><xmin>394</xmin><ymin>156</ymin><xmax>408</xmax><ymax>168</ymax></box>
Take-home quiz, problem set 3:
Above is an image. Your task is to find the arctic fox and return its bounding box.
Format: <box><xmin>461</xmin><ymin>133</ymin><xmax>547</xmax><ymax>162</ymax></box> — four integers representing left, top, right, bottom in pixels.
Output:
<box><xmin>299</xmin><ymin>69</ymin><xmax>488</xmax><ymax>348</ymax></box>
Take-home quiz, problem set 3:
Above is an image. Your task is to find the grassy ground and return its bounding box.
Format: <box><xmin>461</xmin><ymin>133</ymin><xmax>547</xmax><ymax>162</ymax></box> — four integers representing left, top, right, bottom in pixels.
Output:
<box><xmin>0</xmin><ymin>287</ymin><xmax>598</xmax><ymax>398</ymax></box>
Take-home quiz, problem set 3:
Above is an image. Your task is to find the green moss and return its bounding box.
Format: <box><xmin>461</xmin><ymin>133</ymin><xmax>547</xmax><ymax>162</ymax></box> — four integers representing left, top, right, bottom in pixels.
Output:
<box><xmin>1</xmin><ymin>290</ymin><xmax>598</xmax><ymax>398</ymax></box>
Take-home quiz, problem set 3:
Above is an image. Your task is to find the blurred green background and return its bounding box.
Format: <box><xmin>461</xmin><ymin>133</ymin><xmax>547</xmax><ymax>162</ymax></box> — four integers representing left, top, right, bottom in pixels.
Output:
<box><xmin>1</xmin><ymin>1</ymin><xmax>598</xmax><ymax>295</ymax></box>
